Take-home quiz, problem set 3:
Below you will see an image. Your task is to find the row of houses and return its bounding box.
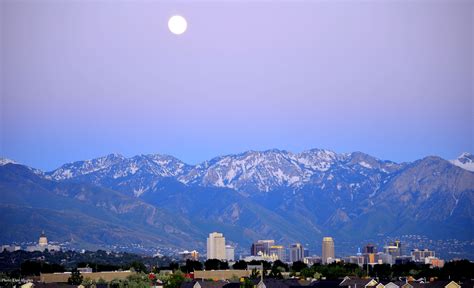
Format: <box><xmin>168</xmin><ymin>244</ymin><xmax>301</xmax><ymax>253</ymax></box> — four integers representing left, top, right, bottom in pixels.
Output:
<box><xmin>181</xmin><ymin>277</ymin><xmax>472</xmax><ymax>288</ymax></box>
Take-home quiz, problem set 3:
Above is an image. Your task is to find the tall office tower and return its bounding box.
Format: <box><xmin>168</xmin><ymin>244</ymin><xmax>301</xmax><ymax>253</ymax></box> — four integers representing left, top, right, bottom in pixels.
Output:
<box><xmin>363</xmin><ymin>243</ymin><xmax>377</xmax><ymax>264</ymax></box>
<box><xmin>322</xmin><ymin>237</ymin><xmax>335</xmax><ymax>264</ymax></box>
<box><xmin>207</xmin><ymin>232</ymin><xmax>226</xmax><ymax>260</ymax></box>
<box><xmin>251</xmin><ymin>240</ymin><xmax>275</xmax><ymax>256</ymax></box>
<box><xmin>269</xmin><ymin>245</ymin><xmax>286</xmax><ymax>261</ymax></box>
<box><xmin>364</xmin><ymin>244</ymin><xmax>376</xmax><ymax>254</ymax></box>
<box><xmin>394</xmin><ymin>240</ymin><xmax>403</xmax><ymax>256</ymax></box>
<box><xmin>289</xmin><ymin>243</ymin><xmax>304</xmax><ymax>263</ymax></box>
<box><xmin>225</xmin><ymin>245</ymin><xmax>235</xmax><ymax>261</ymax></box>
<box><xmin>384</xmin><ymin>240</ymin><xmax>402</xmax><ymax>258</ymax></box>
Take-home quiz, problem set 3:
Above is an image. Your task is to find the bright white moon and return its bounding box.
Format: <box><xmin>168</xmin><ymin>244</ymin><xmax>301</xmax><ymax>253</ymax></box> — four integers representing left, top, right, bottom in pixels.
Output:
<box><xmin>168</xmin><ymin>15</ymin><xmax>187</xmax><ymax>35</ymax></box>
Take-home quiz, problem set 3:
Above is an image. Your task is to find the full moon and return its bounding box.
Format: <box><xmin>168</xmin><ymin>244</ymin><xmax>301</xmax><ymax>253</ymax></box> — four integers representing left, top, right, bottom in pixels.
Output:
<box><xmin>168</xmin><ymin>15</ymin><xmax>187</xmax><ymax>35</ymax></box>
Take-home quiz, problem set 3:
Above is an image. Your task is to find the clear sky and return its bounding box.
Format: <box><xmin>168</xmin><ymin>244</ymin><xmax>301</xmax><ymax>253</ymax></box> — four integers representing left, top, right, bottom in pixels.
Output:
<box><xmin>1</xmin><ymin>0</ymin><xmax>473</xmax><ymax>171</ymax></box>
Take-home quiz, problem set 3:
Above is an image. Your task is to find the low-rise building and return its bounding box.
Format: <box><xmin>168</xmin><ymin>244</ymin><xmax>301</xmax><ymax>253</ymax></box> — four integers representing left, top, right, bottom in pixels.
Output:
<box><xmin>180</xmin><ymin>250</ymin><xmax>200</xmax><ymax>261</ymax></box>
<box><xmin>40</xmin><ymin>271</ymin><xmax>135</xmax><ymax>283</ymax></box>
<box><xmin>193</xmin><ymin>270</ymin><xmax>251</xmax><ymax>281</ymax></box>
<box><xmin>26</xmin><ymin>232</ymin><xmax>61</xmax><ymax>252</ymax></box>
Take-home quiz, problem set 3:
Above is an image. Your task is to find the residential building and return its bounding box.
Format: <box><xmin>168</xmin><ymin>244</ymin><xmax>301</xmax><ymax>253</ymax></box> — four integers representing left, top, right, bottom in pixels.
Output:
<box><xmin>339</xmin><ymin>276</ymin><xmax>378</xmax><ymax>288</ymax></box>
<box><xmin>426</xmin><ymin>281</ymin><xmax>460</xmax><ymax>288</ymax></box>
<box><xmin>181</xmin><ymin>281</ymin><xmax>230</xmax><ymax>288</ymax></box>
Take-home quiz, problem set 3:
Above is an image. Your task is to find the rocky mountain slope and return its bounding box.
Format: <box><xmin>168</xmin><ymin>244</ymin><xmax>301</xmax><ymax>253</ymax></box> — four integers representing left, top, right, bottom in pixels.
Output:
<box><xmin>0</xmin><ymin>150</ymin><xmax>472</xmax><ymax>253</ymax></box>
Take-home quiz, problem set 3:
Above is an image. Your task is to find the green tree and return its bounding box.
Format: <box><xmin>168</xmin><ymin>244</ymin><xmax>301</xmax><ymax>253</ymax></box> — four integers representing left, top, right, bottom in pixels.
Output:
<box><xmin>372</xmin><ymin>264</ymin><xmax>392</xmax><ymax>281</ymax></box>
<box><xmin>291</xmin><ymin>261</ymin><xmax>307</xmax><ymax>272</ymax></box>
<box><xmin>182</xmin><ymin>260</ymin><xmax>203</xmax><ymax>273</ymax></box>
<box><xmin>272</xmin><ymin>260</ymin><xmax>289</xmax><ymax>272</ymax></box>
<box><xmin>126</xmin><ymin>273</ymin><xmax>149</xmax><ymax>288</ymax></box>
<box><xmin>165</xmin><ymin>271</ymin><xmax>185</xmax><ymax>288</ymax></box>
<box><xmin>313</xmin><ymin>272</ymin><xmax>322</xmax><ymax>280</ymax></box>
<box><xmin>129</xmin><ymin>261</ymin><xmax>147</xmax><ymax>273</ymax></box>
<box><xmin>440</xmin><ymin>260</ymin><xmax>474</xmax><ymax>280</ymax></box>
<box><xmin>250</xmin><ymin>268</ymin><xmax>260</xmax><ymax>279</ymax></box>
<box><xmin>233</xmin><ymin>260</ymin><xmax>248</xmax><ymax>270</ymax></box>
<box><xmin>268</xmin><ymin>266</ymin><xmax>284</xmax><ymax>279</ymax></box>
<box><xmin>300</xmin><ymin>267</ymin><xmax>314</xmax><ymax>278</ymax></box>
<box><xmin>68</xmin><ymin>269</ymin><xmax>84</xmax><ymax>285</ymax></box>
<box><xmin>81</xmin><ymin>277</ymin><xmax>96</xmax><ymax>288</ymax></box>
<box><xmin>241</xmin><ymin>278</ymin><xmax>254</xmax><ymax>288</ymax></box>
<box><xmin>204</xmin><ymin>259</ymin><xmax>222</xmax><ymax>270</ymax></box>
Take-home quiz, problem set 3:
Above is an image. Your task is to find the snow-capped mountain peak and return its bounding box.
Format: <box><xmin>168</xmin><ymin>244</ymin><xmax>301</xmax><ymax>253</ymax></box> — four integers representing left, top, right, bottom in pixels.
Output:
<box><xmin>44</xmin><ymin>149</ymin><xmax>408</xmax><ymax>195</ymax></box>
<box><xmin>450</xmin><ymin>152</ymin><xmax>474</xmax><ymax>172</ymax></box>
<box><xmin>0</xmin><ymin>157</ymin><xmax>16</xmax><ymax>166</ymax></box>
<box><xmin>47</xmin><ymin>153</ymin><xmax>191</xmax><ymax>182</ymax></box>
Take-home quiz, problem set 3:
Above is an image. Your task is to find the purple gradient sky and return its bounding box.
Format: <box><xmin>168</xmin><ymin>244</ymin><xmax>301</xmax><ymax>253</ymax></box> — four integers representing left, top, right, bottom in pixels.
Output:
<box><xmin>1</xmin><ymin>0</ymin><xmax>473</xmax><ymax>171</ymax></box>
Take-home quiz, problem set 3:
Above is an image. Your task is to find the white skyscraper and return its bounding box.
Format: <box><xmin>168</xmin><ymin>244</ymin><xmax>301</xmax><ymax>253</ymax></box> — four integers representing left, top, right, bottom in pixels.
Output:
<box><xmin>225</xmin><ymin>245</ymin><xmax>235</xmax><ymax>261</ymax></box>
<box><xmin>207</xmin><ymin>232</ymin><xmax>226</xmax><ymax>260</ymax></box>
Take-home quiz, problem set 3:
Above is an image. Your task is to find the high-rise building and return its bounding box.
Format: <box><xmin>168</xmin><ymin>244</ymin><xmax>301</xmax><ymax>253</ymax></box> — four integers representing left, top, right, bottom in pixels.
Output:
<box><xmin>322</xmin><ymin>237</ymin><xmax>335</xmax><ymax>264</ymax></box>
<box><xmin>289</xmin><ymin>243</ymin><xmax>304</xmax><ymax>263</ymax></box>
<box><xmin>207</xmin><ymin>232</ymin><xmax>226</xmax><ymax>260</ymax></box>
<box><xmin>411</xmin><ymin>249</ymin><xmax>435</xmax><ymax>262</ymax></box>
<box><xmin>269</xmin><ymin>245</ymin><xmax>286</xmax><ymax>262</ymax></box>
<box><xmin>363</xmin><ymin>244</ymin><xmax>376</xmax><ymax>254</ymax></box>
<box><xmin>225</xmin><ymin>245</ymin><xmax>235</xmax><ymax>261</ymax></box>
<box><xmin>251</xmin><ymin>240</ymin><xmax>275</xmax><ymax>256</ymax></box>
<box><xmin>383</xmin><ymin>240</ymin><xmax>402</xmax><ymax>258</ymax></box>
<box><xmin>363</xmin><ymin>244</ymin><xmax>377</xmax><ymax>264</ymax></box>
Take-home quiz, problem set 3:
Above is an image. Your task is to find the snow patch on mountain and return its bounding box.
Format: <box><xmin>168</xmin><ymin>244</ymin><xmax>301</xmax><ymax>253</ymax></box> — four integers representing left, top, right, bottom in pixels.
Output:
<box><xmin>44</xmin><ymin>148</ymin><xmax>410</xmax><ymax>194</ymax></box>
<box><xmin>359</xmin><ymin>161</ymin><xmax>372</xmax><ymax>169</ymax></box>
<box><xmin>450</xmin><ymin>152</ymin><xmax>474</xmax><ymax>172</ymax></box>
<box><xmin>0</xmin><ymin>158</ymin><xmax>16</xmax><ymax>166</ymax></box>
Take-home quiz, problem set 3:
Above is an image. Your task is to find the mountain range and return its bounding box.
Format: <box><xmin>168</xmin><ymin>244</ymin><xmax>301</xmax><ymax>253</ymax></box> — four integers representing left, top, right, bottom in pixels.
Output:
<box><xmin>0</xmin><ymin>149</ymin><xmax>473</xmax><ymax>257</ymax></box>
